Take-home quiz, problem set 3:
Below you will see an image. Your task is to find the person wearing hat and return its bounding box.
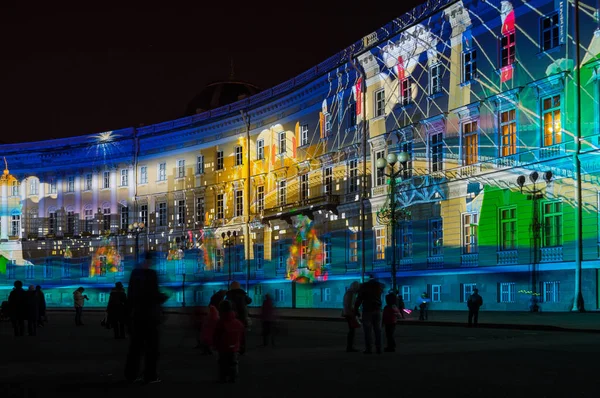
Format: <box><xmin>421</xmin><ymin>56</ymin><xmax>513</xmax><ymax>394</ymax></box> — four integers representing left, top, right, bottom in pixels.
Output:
<box><xmin>467</xmin><ymin>288</ymin><xmax>483</xmax><ymax>328</ymax></box>
<box><xmin>107</xmin><ymin>282</ymin><xmax>128</xmax><ymax>339</ymax></box>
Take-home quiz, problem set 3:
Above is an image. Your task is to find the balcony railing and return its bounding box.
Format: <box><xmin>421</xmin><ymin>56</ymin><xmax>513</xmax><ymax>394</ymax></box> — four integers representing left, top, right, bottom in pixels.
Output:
<box><xmin>540</xmin><ymin>246</ymin><xmax>563</xmax><ymax>263</ymax></box>
<box><xmin>497</xmin><ymin>250</ymin><xmax>518</xmax><ymax>265</ymax></box>
<box><xmin>262</xmin><ymin>194</ymin><xmax>340</xmax><ymax>223</ymax></box>
<box><xmin>460</xmin><ymin>253</ymin><xmax>479</xmax><ymax>267</ymax></box>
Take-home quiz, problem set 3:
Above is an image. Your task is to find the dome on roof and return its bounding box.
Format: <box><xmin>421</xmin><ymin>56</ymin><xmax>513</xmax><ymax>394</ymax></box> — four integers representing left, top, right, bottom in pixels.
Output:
<box><xmin>185</xmin><ymin>81</ymin><xmax>262</xmax><ymax>116</ymax></box>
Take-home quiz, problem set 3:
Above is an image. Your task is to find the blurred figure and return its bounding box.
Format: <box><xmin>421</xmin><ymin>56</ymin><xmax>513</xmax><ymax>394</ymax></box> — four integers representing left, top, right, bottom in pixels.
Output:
<box><xmin>467</xmin><ymin>288</ymin><xmax>483</xmax><ymax>328</ymax></box>
<box><xmin>383</xmin><ymin>292</ymin><xmax>401</xmax><ymax>352</ymax></box>
<box><xmin>209</xmin><ymin>290</ymin><xmax>227</xmax><ymax>308</ymax></box>
<box><xmin>26</xmin><ymin>285</ymin><xmax>39</xmax><ymax>336</ymax></box>
<box><xmin>260</xmin><ymin>294</ymin><xmax>276</xmax><ymax>347</ymax></box>
<box><xmin>418</xmin><ymin>292</ymin><xmax>430</xmax><ymax>321</ymax></box>
<box><xmin>342</xmin><ymin>281</ymin><xmax>361</xmax><ymax>352</ymax></box>
<box><xmin>225</xmin><ymin>281</ymin><xmax>252</xmax><ymax>354</ymax></box>
<box><xmin>395</xmin><ymin>290</ymin><xmax>406</xmax><ymax>319</ymax></box>
<box><xmin>35</xmin><ymin>286</ymin><xmax>46</xmax><ymax>327</ymax></box>
<box><xmin>107</xmin><ymin>282</ymin><xmax>128</xmax><ymax>339</ymax></box>
<box><xmin>354</xmin><ymin>275</ymin><xmax>385</xmax><ymax>354</ymax></box>
<box><xmin>199</xmin><ymin>301</ymin><xmax>220</xmax><ymax>355</ymax></box>
<box><xmin>124</xmin><ymin>251</ymin><xmax>168</xmax><ymax>384</ymax></box>
<box><xmin>8</xmin><ymin>280</ymin><xmax>27</xmax><ymax>337</ymax></box>
<box><xmin>214</xmin><ymin>300</ymin><xmax>245</xmax><ymax>383</ymax></box>
<box><xmin>73</xmin><ymin>287</ymin><xmax>89</xmax><ymax>326</ymax></box>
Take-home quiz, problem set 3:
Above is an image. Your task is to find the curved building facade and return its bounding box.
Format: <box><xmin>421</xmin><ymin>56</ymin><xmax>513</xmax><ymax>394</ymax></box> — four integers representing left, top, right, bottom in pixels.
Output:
<box><xmin>2</xmin><ymin>0</ymin><xmax>600</xmax><ymax>311</ymax></box>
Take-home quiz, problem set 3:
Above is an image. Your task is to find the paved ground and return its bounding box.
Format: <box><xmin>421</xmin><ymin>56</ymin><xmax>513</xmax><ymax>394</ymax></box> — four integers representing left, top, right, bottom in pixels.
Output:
<box><xmin>1</xmin><ymin>311</ymin><xmax>600</xmax><ymax>398</ymax></box>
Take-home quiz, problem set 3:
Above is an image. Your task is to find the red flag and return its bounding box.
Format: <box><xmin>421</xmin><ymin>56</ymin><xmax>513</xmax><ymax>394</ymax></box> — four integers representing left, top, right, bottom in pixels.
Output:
<box><xmin>500</xmin><ymin>66</ymin><xmax>513</xmax><ymax>83</ymax></box>
<box><xmin>397</xmin><ymin>56</ymin><xmax>405</xmax><ymax>80</ymax></box>
<box><xmin>502</xmin><ymin>10</ymin><xmax>515</xmax><ymax>36</ymax></box>
<box><xmin>355</xmin><ymin>78</ymin><xmax>362</xmax><ymax>116</ymax></box>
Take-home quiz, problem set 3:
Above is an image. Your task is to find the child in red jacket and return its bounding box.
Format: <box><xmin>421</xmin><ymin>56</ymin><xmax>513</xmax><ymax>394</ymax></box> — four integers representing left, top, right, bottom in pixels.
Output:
<box><xmin>383</xmin><ymin>292</ymin><xmax>401</xmax><ymax>352</ymax></box>
<box><xmin>213</xmin><ymin>300</ymin><xmax>245</xmax><ymax>383</ymax></box>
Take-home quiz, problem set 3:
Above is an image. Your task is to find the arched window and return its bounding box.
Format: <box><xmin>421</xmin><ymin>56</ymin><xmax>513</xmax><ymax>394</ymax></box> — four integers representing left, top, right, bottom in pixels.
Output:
<box><xmin>29</xmin><ymin>178</ymin><xmax>39</xmax><ymax>196</ymax></box>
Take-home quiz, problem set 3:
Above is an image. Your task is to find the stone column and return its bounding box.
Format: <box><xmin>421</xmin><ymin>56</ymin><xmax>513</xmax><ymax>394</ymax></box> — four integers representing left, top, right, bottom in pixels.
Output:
<box><xmin>110</xmin><ymin>167</ymin><xmax>118</xmax><ymax>214</ymax></box>
<box><xmin>38</xmin><ymin>176</ymin><xmax>45</xmax><ymax>218</ymax></box>
<box><xmin>56</xmin><ymin>175</ymin><xmax>64</xmax><ymax>210</ymax></box>
<box><xmin>74</xmin><ymin>172</ymin><xmax>81</xmax><ymax>215</ymax></box>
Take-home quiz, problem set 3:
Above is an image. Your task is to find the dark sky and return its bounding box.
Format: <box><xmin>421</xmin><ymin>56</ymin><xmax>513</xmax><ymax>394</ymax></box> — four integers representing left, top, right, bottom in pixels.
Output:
<box><xmin>0</xmin><ymin>1</ymin><xmax>424</xmax><ymax>144</ymax></box>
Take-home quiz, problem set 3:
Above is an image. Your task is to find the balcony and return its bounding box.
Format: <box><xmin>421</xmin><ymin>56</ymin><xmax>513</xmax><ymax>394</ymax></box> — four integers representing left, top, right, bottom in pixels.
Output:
<box><xmin>460</xmin><ymin>253</ymin><xmax>479</xmax><ymax>267</ymax></box>
<box><xmin>262</xmin><ymin>194</ymin><xmax>340</xmax><ymax>223</ymax></box>
<box><xmin>540</xmin><ymin>246</ymin><xmax>563</xmax><ymax>263</ymax></box>
<box><xmin>497</xmin><ymin>250</ymin><xmax>518</xmax><ymax>265</ymax></box>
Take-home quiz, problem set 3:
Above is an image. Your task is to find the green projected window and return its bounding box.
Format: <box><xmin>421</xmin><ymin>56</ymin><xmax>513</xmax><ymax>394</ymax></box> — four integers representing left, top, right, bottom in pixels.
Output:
<box><xmin>462</xmin><ymin>213</ymin><xmax>478</xmax><ymax>254</ymax></box>
<box><xmin>542</xmin><ymin>200</ymin><xmax>562</xmax><ymax>247</ymax></box>
<box><xmin>542</xmin><ymin>95</ymin><xmax>561</xmax><ymax>146</ymax></box>
<box><xmin>500</xmin><ymin>109</ymin><xmax>517</xmax><ymax>157</ymax></box>
<box><xmin>499</xmin><ymin>207</ymin><xmax>517</xmax><ymax>251</ymax></box>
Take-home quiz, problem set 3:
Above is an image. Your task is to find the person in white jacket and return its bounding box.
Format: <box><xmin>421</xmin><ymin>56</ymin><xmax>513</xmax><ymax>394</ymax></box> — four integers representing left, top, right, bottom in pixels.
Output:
<box><xmin>342</xmin><ymin>281</ymin><xmax>360</xmax><ymax>352</ymax></box>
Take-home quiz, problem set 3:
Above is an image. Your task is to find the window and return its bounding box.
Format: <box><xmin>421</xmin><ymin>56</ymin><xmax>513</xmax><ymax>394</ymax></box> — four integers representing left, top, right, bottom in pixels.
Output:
<box><xmin>542</xmin><ymin>200</ymin><xmax>562</xmax><ymax>247</ymax></box>
<box><xmin>278</xmin><ymin>242</ymin><xmax>286</xmax><ymax>269</ymax></box>
<box><xmin>217</xmin><ymin>194</ymin><xmax>224</xmax><ymax>219</ymax></box>
<box><xmin>25</xmin><ymin>264</ymin><xmax>34</xmax><ymax>279</ymax></box>
<box><xmin>374</xmin><ymin>89</ymin><xmax>385</xmax><ymax>117</ymax></box>
<box><xmin>103</xmin><ymin>171</ymin><xmax>110</xmax><ymax>189</ymax></box>
<box><xmin>234</xmin><ymin>245</ymin><xmax>244</xmax><ymax>272</ymax></box>
<box><xmin>67</xmin><ymin>176</ymin><xmax>75</xmax><ymax>192</ymax></box>
<box><xmin>401</xmin><ymin>140</ymin><xmax>413</xmax><ymax>180</ymax></box>
<box><xmin>323</xmin><ymin>237</ymin><xmax>331</xmax><ymax>266</ymax></box>
<box><xmin>99</xmin><ymin>293</ymin><xmax>107</xmax><ymax>304</ymax></box>
<box><xmin>462</xmin><ymin>120</ymin><xmax>478</xmax><ymax>165</ymax></box>
<box><xmin>540</xmin><ymin>13</ymin><xmax>559</xmax><ymax>52</ymax></box>
<box><xmin>323</xmin><ymin>113</ymin><xmax>332</xmax><ymax>135</ymax></box>
<box><xmin>255</xmin><ymin>244</ymin><xmax>264</xmax><ymax>270</ymax></box>
<box><xmin>375</xmin><ymin>151</ymin><xmax>385</xmax><ymax>186</ymax></box>
<box><xmin>501</xmin><ymin>31</ymin><xmax>516</xmax><ymax>67</ymax></box>
<box><xmin>235</xmin><ymin>146</ymin><xmax>243</xmax><ymax>166</ymax></box>
<box><xmin>278</xmin><ymin>180</ymin><xmax>287</xmax><ymax>206</ymax></box>
<box><xmin>256</xmin><ymin>186</ymin><xmax>264</xmax><ymax>213</ymax></box>
<box><xmin>401</xmin><ymin>285</ymin><xmax>411</xmax><ymax>302</ymax></box>
<box><xmin>176</xmin><ymin>292</ymin><xmax>183</xmax><ymax>303</ymax></box>
<box><xmin>119</xmin><ymin>169</ymin><xmax>127</xmax><ymax>187</ymax></box>
<box><xmin>500</xmin><ymin>109</ymin><xmax>517</xmax><ymax>157</ymax></box>
<box><xmin>348</xmin><ymin>159</ymin><xmax>358</xmax><ymax>193</ymax></box>
<box><xmin>177</xmin><ymin>200</ymin><xmax>185</xmax><ymax>226</ymax></box>
<box><xmin>216</xmin><ymin>150</ymin><xmax>224</xmax><ymax>170</ymax></box>
<box><xmin>462</xmin><ymin>283</ymin><xmax>477</xmax><ymax>302</ymax></box>
<box><xmin>463</xmin><ymin>49</ymin><xmax>477</xmax><ymax>82</ymax></box>
<box><xmin>375</xmin><ymin>228</ymin><xmax>386</xmax><ymax>261</ymax></box>
<box><xmin>542</xmin><ymin>95</ymin><xmax>561</xmax><ymax>146</ymax></box>
<box><xmin>400</xmin><ymin>78</ymin><xmax>411</xmax><ymax>106</ymax></box>
<box><xmin>499</xmin><ymin>282</ymin><xmax>516</xmax><ymax>303</ymax></box>
<box><xmin>275</xmin><ymin>289</ymin><xmax>285</xmax><ymax>302</ymax></box>
<box><xmin>196</xmin><ymin>197</ymin><xmax>205</xmax><ymax>225</ymax></box>
<box><xmin>499</xmin><ymin>207</ymin><xmax>517</xmax><ymax>250</ymax></box>
<box><xmin>215</xmin><ymin>249</ymin><xmax>223</xmax><ymax>272</ymax></box>
<box><xmin>349</xmin><ymin>231</ymin><xmax>358</xmax><ymax>263</ymax></box>
<box><xmin>196</xmin><ymin>155</ymin><xmax>204</xmax><ymax>174</ymax></box>
<box><xmin>44</xmin><ymin>263</ymin><xmax>53</xmax><ymax>279</ymax></box>
<box><xmin>66</xmin><ymin>210</ymin><xmax>75</xmax><ymax>235</ymax></box>
<box><xmin>462</xmin><ymin>213</ymin><xmax>478</xmax><ymax>254</ymax></box>
<box><xmin>322</xmin><ymin>288</ymin><xmax>331</xmax><ymax>302</ymax></box>
<box><xmin>11</xmin><ymin>181</ymin><xmax>18</xmax><ymax>197</ymax></box>
<box><xmin>430</xmin><ymin>219</ymin><xmax>443</xmax><ymax>256</ymax></box>
<box><xmin>84</xmin><ymin>208</ymin><xmax>93</xmax><ymax>233</ymax></box>
<box><xmin>429</xmin><ymin>63</ymin><xmax>442</xmax><ymax>95</ymax></box>
<box><xmin>103</xmin><ymin>206</ymin><xmax>111</xmax><ymax>231</ymax></box>
<box><xmin>30</xmin><ymin>179</ymin><xmax>39</xmax><ymax>195</ymax></box>
<box><xmin>278</xmin><ymin>132</ymin><xmax>286</xmax><ymax>154</ymax></box>
<box><xmin>177</xmin><ymin>159</ymin><xmax>185</xmax><ymax>178</ymax></box>
<box><xmin>140</xmin><ymin>166</ymin><xmax>148</xmax><ymax>184</ymax></box>
<box><xmin>140</xmin><ymin>204</ymin><xmax>148</xmax><ymax>226</ymax></box>
<box><xmin>431</xmin><ymin>285</ymin><xmax>441</xmax><ymax>302</ymax></box>
<box><xmin>348</xmin><ymin>102</ymin><xmax>357</xmax><ymax>128</ymax></box>
<box><xmin>120</xmin><ymin>206</ymin><xmax>128</xmax><ymax>231</ymax></box>
<box><xmin>157</xmin><ymin>163</ymin><xmax>166</xmax><ymax>181</ymax></box>
<box><xmin>235</xmin><ymin>190</ymin><xmax>243</xmax><ymax>217</ymax></box>
<box><xmin>543</xmin><ymin>281</ymin><xmax>559</xmax><ymax>303</ymax></box>
<box><xmin>299</xmin><ymin>174</ymin><xmax>309</xmax><ymax>202</ymax></box>
<box><xmin>400</xmin><ymin>221</ymin><xmax>413</xmax><ymax>258</ymax></box>
<box><xmin>300</xmin><ymin>239</ymin><xmax>308</xmax><ymax>262</ymax></box>
<box><xmin>11</xmin><ymin>214</ymin><xmax>20</xmax><ymax>237</ymax></box>
<box><xmin>300</xmin><ymin>124</ymin><xmax>309</xmax><ymax>146</ymax></box>
<box><xmin>48</xmin><ymin>211</ymin><xmax>56</xmax><ymax>235</ymax></box>
<box><xmin>256</xmin><ymin>139</ymin><xmax>264</xmax><ymax>160</ymax></box>
<box><xmin>157</xmin><ymin>202</ymin><xmax>167</xmax><ymax>227</ymax></box>
<box><xmin>430</xmin><ymin>131</ymin><xmax>443</xmax><ymax>173</ymax></box>
<box><xmin>323</xmin><ymin>167</ymin><xmax>333</xmax><ymax>195</ymax></box>
<box><xmin>85</xmin><ymin>173</ymin><xmax>93</xmax><ymax>190</ymax></box>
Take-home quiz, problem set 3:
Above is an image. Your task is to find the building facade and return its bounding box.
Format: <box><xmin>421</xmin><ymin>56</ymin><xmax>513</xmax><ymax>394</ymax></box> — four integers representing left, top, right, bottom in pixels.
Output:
<box><xmin>1</xmin><ymin>0</ymin><xmax>599</xmax><ymax>311</ymax></box>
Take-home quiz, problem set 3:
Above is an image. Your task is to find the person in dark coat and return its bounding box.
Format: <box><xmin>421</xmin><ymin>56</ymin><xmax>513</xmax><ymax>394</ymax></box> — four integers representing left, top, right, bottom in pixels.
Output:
<box><xmin>8</xmin><ymin>280</ymin><xmax>27</xmax><ymax>337</ymax></box>
<box><xmin>209</xmin><ymin>290</ymin><xmax>227</xmax><ymax>308</ymax></box>
<box><xmin>467</xmin><ymin>288</ymin><xmax>483</xmax><ymax>327</ymax></box>
<box><xmin>354</xmin><ymin>275</ymin><xmax>385</xmax><ymax>354</ymax></box>
<box><xmin>107</xmin><ymin>282</ymin><xmax>128</xmax><ymax>339</ymax></box>
<box><xmin>25</xmin><ymin>285</ymin><xmax>39</xmax><ymax>336</ymax></box>
<box><xmin>35</xmin><ymin>286</ymin><xmax>46</xmax><ymax>327</ymax></box>
<box><xmin>214</xmin><ymin>300</ymin><xmax>245</xmax><ymax>383</ymax></box>
<box><xmin>260</xmin><ymin>294</ymin><xmax>276</xmax><ymax>347</ymax></box>
<box><xmin>225</xmin><ymin>281</ymin><xmax>252</xmax><ymax>354</ymax></box>
<box><xmin>124</xmin><ymin>251</ymin><xmax>168</xmax><ymax>384</ymax></box>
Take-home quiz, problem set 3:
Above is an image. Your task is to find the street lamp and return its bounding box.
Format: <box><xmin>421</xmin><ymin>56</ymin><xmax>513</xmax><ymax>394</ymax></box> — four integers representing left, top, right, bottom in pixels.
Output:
<box><xmin>128</xmin><ymin>222</ymin><xmax>145</xmax><ymax>266</ymax></box>
<box><xmin>376</xmin><ymin>151</ymin><xmax>411</xmax><ymax>292</ymax></box>
<box><xmin>221</xmin><ymin>231</ymin><xmax>237</xmax><ymax>289</ymax></box>
<box><xmin>516</xmin><ymin>170</ymin><xmax>553</xmax><ymax>312</ymax></box>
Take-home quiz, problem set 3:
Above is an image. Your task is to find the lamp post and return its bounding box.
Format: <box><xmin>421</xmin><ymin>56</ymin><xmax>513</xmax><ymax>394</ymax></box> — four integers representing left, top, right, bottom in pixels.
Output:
<box><xmin>376</xmin><ymin>152</ymin><xmax>410</xmax><ymax>292</ymax></box>
<box><xmin>516</xmin><ymin>170</ymin><xmax>553</xmax><ymax>312</ymax></box>
<box><xmin>128</xmin><ymin>222</ymin><xmax>145</xmax><ymax>266</ymax></box>
<box><xmin>221</xmin><ymin>231</ymin><xmax>237</xmax><ymax>290</ymax></box>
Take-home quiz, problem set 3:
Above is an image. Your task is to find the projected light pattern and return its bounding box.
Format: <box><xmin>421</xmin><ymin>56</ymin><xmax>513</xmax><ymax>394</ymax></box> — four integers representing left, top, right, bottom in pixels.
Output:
<box><xmin>286</xmin><ymin>215</ymin><xmax>328</xmax><ymax>283</ymax></box>
<box><xmin>89</xmin><ymin>236</ymin><xmax>122</xmax><ymax>277</ymax></box>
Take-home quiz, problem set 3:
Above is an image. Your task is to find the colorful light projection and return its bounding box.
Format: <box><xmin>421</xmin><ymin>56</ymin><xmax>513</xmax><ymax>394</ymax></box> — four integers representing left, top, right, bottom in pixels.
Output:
<box><xmin>89</xmin><ymin>236</ymin><xmax>122</xmax><ymax>277</ymax></box>
<box><xmin>286</xmin><ymin>215</ymin><xmax>328</xmax><ymax>283</ymax></box>
<box><xmin>199</xmin><ymin>228</ymin><xmax>219</xmax><ymax>271</ymax></box>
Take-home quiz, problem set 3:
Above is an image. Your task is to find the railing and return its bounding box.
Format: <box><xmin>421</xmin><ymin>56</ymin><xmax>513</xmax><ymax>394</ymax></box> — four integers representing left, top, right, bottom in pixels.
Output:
<box><xmin>497</xmin><ymin>250</ymin><xmax>518</xmax><ymax>265</ymax></box>
<box><xmin>538</xmin><ymin>143</ymin><xmax>566</xmax><ymax>160</ymax></box>
<box><xmin>540</xmin><ymin>246</ymin><xmax>563</xmax><ymax>263</ymax></box>
<box><xmin>427</xmin><ymin>256</ymin><xmax>444</xmax><ymax>269</ymax></box>
<box><xmin>262</xmin><ymin>195</ymin><xmax>340</xmax><ymax>219</ymax></box>
<box><xmin>460</xmin><ymin>253</ymin><xmax>479</xmax><ymax>267</ymax></box>
<box><xmin>399</xmin><ymin>258</ymin><xmax>413</xmax><ymax>270</ymax></box>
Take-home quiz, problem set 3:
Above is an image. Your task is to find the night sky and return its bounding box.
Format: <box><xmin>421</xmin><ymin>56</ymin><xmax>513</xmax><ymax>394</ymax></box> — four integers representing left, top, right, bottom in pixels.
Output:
<box><xmin>0</xmin><ymin>1</ymin><xmax>424</xmax><ymax>144</ymax></box>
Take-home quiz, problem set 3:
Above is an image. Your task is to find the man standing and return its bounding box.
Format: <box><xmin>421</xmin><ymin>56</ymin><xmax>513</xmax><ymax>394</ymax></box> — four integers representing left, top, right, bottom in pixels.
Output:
<box><xmin>467</xmin><ymin>288</ymin><xmax>483</xmax><ymax>328</ymax></box>
<box><xmin>354</xmin><ymin>275</ymin><xmax>385</xmax><ymax>354</ymax></box>
<box><xmin>73</xmin><ymin>287</ymin><xmax>89</xmax><ymax>326</ymax></box>
<box><xmin>8</xmin><ymin>280</ymin><xmax>27</xmax><ymax>337</ymax></box>
<box><xmin>124</xmin><ymin>251</ymin><xmax>168</xmax><ymax>384</ymax></box>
